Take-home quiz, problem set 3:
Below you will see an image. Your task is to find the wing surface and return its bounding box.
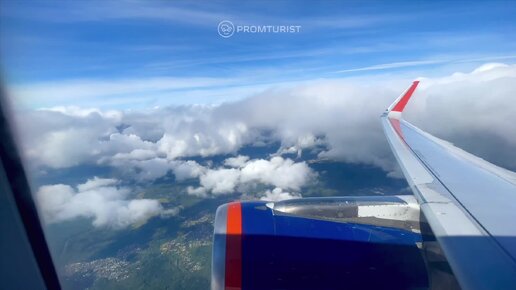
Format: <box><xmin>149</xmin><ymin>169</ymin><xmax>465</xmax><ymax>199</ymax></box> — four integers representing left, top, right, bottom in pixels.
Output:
<box><xmin>382</xmin><ymin>81</ymin><xmax>516</xmax><ymax>289</ymax></box>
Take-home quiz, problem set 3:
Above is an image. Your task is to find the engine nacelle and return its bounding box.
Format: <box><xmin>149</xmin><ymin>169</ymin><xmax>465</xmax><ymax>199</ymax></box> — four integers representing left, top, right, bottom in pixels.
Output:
<box><xmin>212</xmin><ymin>196</ymin><xmax>429</xmax><ymax>290</ymax></box>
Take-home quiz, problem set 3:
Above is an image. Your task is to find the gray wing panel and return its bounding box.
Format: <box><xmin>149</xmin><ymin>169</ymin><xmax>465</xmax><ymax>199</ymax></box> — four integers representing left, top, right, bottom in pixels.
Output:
<box><xmin>400</xmin><ymin>120</ymin><xmax>516</xmax><ymax>256</ymax></box>
<box><xmin>381</xmin><ymin>92</ymin><xmax>516</xmax><ymax>290</ymax></box>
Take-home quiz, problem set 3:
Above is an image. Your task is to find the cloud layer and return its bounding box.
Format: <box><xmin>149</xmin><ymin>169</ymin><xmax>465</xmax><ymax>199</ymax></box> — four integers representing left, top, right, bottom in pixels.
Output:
<box><xmin>36</xmin><ymin>177</ymin><xmax>163</xmax><ymax>229</ymax></box>
<box><xmin>260</xmin><ymin>187</ymin><xmax>302</xmax><ymax>202</ymax></box>
<box><xmin>18</xmin><ymin>63</ymin><xmax>516</xmax><ymax>176</ymax></box>
<box><xmin>17</xmin><ymin>63</ymin><xmax>516</xmax><ymax>227</ymax></box>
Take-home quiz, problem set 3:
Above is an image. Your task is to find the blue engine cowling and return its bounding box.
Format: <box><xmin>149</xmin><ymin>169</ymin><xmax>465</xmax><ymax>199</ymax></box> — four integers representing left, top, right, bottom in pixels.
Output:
<box><xmin>212</xmin><ymin>196</ymin><xmax>429</xmax><ymax>290</ymax></box>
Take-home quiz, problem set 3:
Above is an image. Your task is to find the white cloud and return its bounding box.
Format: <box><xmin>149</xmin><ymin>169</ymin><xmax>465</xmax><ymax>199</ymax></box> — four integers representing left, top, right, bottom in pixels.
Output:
<box><xmin>130</xmin><ymin>158</ymin><xmax>172</xmax><ymax>181</ymax></box>
<box><xmin>198</xmin><ymin>168</ymin><xmax>241</xmax><ymax>195</ymax></box>
<box><xmin>104</xmin><ymin>154</ymin><xmax>206</xmax><ymax>182</ymax></box>
<box><xmin>224</xmin><ymin>155</ymin><xmax>250</xmax><ymax>168</ymax></box>
<box><xmin>161</xmin><ymin>206</ymin><xmax>183</xmax><ymax>217</ymax></box>
<box><xmin>239</xmin><ymin>157</ymin><xmax>313</xmax><ymax>190</ymax></box>
<box><xmin>77</xmin><ymin>177</ymin><xmax>118</xmax><ymax>191</ymax></box>
<box><xmin>260</xmin><ymin>187</ymin><xmax>301</xmax><ymax>202</ymax></box>
<box><xmin>36</xmin><ymin>177</ymin><xmax>163</xmax><ymax>229</ymax></box>
<box><xmin>189</xmin><ymin>156</ymin><xmax>315</xmax><ymax>196</ymax></box>
<box><xmin>111</xmin><ymin>149</ymin><xmax>158</xmax><ymax>161</ymax></box>
<box><xmin>43</xmin><ymin>106</ymin><xmax>123</xmax><ymax>120</ymax></box>
<box><xmin>186</xmin><ymin>186</ymin><xmax>208</xmax><ymax>197</ymax></box>
<box><xmin>274</xmin><ymin>134</ymin><xmax>324</xmax><ymax>158</ymax></box>
<box><xmin>156</xmin><ymin>120</ymin><xmax>249</xmax><ymax>159</ymax></box>
<box><xmin>171</xmin><ymin>160</ymin><xmax>206</xmax><ymax>181</ymax></box>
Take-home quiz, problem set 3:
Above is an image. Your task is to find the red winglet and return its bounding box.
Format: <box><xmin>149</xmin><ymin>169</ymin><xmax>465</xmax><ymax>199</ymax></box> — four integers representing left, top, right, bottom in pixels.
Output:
<box><xmin>391</xmin><ymin>81</ymin><xmax>419</xmax><ymax>113</ymax></box>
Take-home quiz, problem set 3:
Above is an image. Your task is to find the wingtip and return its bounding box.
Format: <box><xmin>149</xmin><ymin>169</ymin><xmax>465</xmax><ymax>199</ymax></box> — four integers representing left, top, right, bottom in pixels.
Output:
<box><xmin>387</xmin><ymin>81</ymin><xmax>420</xmax><ymax>116</ymax></box>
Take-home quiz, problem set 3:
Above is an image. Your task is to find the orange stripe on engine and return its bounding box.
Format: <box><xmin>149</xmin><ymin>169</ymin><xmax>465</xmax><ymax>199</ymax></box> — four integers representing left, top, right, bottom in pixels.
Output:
<box><xmin>225</xmin><ymin>202</ymin><xmax>242</xmax><ymax>290</ymax></box>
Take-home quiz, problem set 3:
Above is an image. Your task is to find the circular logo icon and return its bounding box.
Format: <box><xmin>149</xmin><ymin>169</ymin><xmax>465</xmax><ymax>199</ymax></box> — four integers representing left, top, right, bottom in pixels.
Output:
<box><xmin>218</xmin><ymin>20</ymin><xmax>235</xmax><ymax>38</ymax></box>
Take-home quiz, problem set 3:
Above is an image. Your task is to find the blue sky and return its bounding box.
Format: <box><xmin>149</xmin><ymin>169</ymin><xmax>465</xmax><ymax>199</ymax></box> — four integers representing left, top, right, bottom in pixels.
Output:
<box><xmin>1</xmin><ymin>0</ymin><xmax>516</xmax><ymax>108</ymax></box>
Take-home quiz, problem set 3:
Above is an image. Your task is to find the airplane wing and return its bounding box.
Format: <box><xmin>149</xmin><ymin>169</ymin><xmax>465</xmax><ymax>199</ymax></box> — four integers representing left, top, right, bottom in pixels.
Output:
<box><xmin>382</xmin><ymin>81</ymin><xmax>516</xmax><ymax>289</ymax></box>
<box><xmin>211</xmin><ymin>82</ymin><xmax>516</xmax><ymax>290</ymax></box>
